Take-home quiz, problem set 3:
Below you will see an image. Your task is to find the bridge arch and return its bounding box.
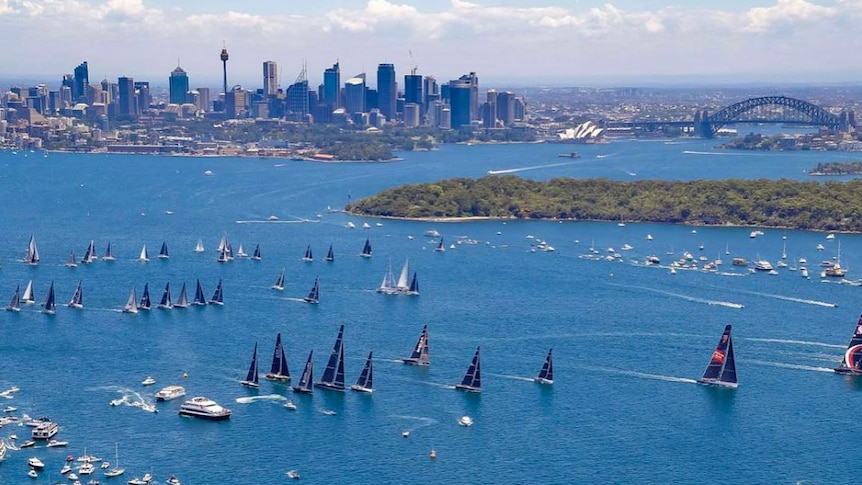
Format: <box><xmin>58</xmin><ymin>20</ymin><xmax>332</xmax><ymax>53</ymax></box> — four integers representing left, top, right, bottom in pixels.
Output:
<box><xmin>701</xmin><ymin>96</ymin><xmax>844</xmax><ymax>137</ymax></box>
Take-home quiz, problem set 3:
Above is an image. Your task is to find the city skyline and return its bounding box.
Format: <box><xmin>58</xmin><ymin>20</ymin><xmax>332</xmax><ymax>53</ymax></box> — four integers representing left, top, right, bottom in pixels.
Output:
<box><xmin>0</xmin><ymin>0</ymin><xmax>859</xmax><ymax>87</ymax></box>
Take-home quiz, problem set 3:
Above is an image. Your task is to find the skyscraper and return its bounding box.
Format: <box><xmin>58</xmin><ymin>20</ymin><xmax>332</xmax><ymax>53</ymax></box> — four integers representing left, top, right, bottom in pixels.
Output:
<box><xmin>344</xmin><ymin>74</ymin><xmax>366</xmax><ymax>115</ymax></box>
<box><xmin>323</xmin><ymin>62</ymin><xmax>341</xmax><ymax>109</ymax></box>
<box><xmin>263</xmin><ymin>61</ymin><xmax>278</xmax><ymax>96</ymax></box>
<box><xmin>404</xmin><ymin>72</ymin><xmax>422</xmax><ymax>116</ymax></box>
<box><xmin>169</xmin><ymin>66</ymin><xmax>189</xmax><ymax>105</ymax></box>
<box><xmin>73</xmin><ymin>61</ymin><xmax>89</xmax><ymax>103</ymax></box>
<box><xmin>117</xmin><ymin>76</ymin><xmax>136</xmax><ymax>117</ymax></box>
<box><xmin>448</xmin><ymin>79</ymin><xmax>472</xmax><ymax>129</ymax></box>
<box><xmin>376</xmin><ymin>63</ymin><xmax>396</xmax><ymax>122</ymax></box>
<box><xmin>220</xmin><ymin>45</ymin><xmax>229</xmax><ymax>100</ymax></box>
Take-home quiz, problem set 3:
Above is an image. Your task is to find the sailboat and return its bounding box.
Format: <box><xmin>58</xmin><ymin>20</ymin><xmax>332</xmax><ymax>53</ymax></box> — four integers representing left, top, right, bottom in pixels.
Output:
<box><xmin>6</xmin><ymin>285</ymin><xmax>21</xmax><ymax>312</ymax></box>
<box><xmin>122</xmin><ymin>287</ymin><xmax>138</xmax><ymax>314</ymax></box>
<box><xmin>302</xmin><ymin>277</ymin><xmax>319</xmax><ymax>304</ymax></box>
<box><xmin>139</xmin><ymin>283</ymin><xmax>151</xmax><ymax>310</ymax></box>
<box><xmin>65</xmin><ymin>251</ymin><xmax>78</xmax><ymax>268</ymax></box>
<box><xmin>534</xmin><ymin>348</ymin><xmax>554</xmax><ymax>385</ymax></box>
<box><xmin>351</xmin><ymin>351</ymin><xmax>374</xmax><ymax>393</ymax></box>
<box><xmin>25</xmin><ymin>235</ymin><xmax>40</xmax><ymax>265</ymax></box>
<box><xmin>21</xmin><ymin>280</ymin><xmax>35</xmax><ymax>304</ymax></box>
<box><xmin>697</xmin><ymin>324</ymin><xmax>738</xmax><ymax>388</ymax></box>
<box><xmin>236</xmin><ymin>244</ymin><xmax>248</xmax><ymax>258</ymax></box>
<box><xmin>81</xmin><ymin>240</ymin><xmax>97</xmax><ymax>264</ymax></box>
<box><xmin>240</xmin><ymin>342</ymin><xmax>260</xmax><ymax>388</ymax></box>
<box><xmin>104</xmin><ymin>444</ymin><xmax>124</xmax><ymax>477</ymax></box>
<box><xmin>325</xmin><ymin>244</ymin><xmax>334</xmax><ymax>262</ymax></box>
<box><xmin>377</xmin><ymin>261</ymin><xmax>397</xmax><ymax>294</ymax></box>
<box><xmin>102</xmin><ymin>241</ymin><xmax>115</xmax><ymax>261</ymax></box>
<box><xmin>174</xmin><ymin>283</ymin><xmax>189</xmax><ymax>308</ymax></box>
<box><xmin>252</xmin><ymin>244</ymin><xmax>261</xmax><ymax>260</ymax></box>
<box><xmin>402</xmin><ymin>325</ymin><xmax>430</xmax><ymax>366</ymax></box>
<box><xmin>217</xmin><ymin>247</ymin><xmax>230</xmax><ymax>263</ymax></box>
<box><xmin>138</xmin><ymin>244</ymin><xmax>149</xmax><ymax>262</ymax></box>
<box><xmin>824</xmin><ymin>240</ymin><xmax>847</xmax><ymax>277</ymax></box>
<box><xmin>42</xmin><ymin>281</ymin><xmax>56</xmax><ymax>315</ymax></box>
<box><xmin>216</xmin><ymin>234</ymin><xmax>228</xmax><ymax>253</ymax></box>
<box><xmin>271</xmin><ymin>269</ymin><xmax>285</xmax><ymax>291</ymax></box>
<box><xmin>194</xmin><ymin>239</ymin><xmax>205</xmax><ymax>253</ymax></box>
<box><xmin>302</xmin><ymin>244</ymin><xmax>313</xmax><ymax>262</ymax></box>
<box><xmin>264</xmin><ymin>333</ymin><xmax>290</xmax><ymax>381</ymax></box>
<box><xmin>834</xmin><ymin>313</ymin><xmax>862</xmax><ymax>374</ymax></box>
<box><xmin>406</xmin><ymin>272</ymin><xmax>420</xmax><ymax>296</ymax></box>
<box><xmin>191</xmin><ymin>279</ymin><xmax>207</xmax><ymax>306</ymax></box>
<box><xmin>209</xmin><ymin>278</ymin><xmax>224</xmax><ymax>305</ymax></box>
<box><xmin>157</xmin><ymin>282</ymin><xmax>173</xmax><ymax>309</ymax></box>
<box><xmin>67</xmin><ymin>280</ymin><xmax>83</xmax><ymax>309</ymax></box>
<box><xmin>316</xmin><ymin>325</ymin><xmax>346</xmax><ymax>391</ymax></box>
<box><xmin>435</xmin><ymin>238</ymin><xmax>446</xmax><ymax>252</ymax></box>
<box><xmin>292</xmin><ymin>351</ymin><xmax>314</xmax><ymax>394</ymax></box>
<box><xmin>395</xmin><ymin>259</ymin><xmax>411</xmax><ymax>292</ymax></box>
<box><xmin>360</xmin><ymin>238</ymin><xmax>372</xmax><ymax>258</ymax></box>
<box><xmin>158</xmin><ymin>241</ymin><xmax>169</xmax><ymax>259</ymax></box>
<box><xmin>454</xmin><ymin>347</ymin><xmax>482</xmax><ymax>392</ymax></box>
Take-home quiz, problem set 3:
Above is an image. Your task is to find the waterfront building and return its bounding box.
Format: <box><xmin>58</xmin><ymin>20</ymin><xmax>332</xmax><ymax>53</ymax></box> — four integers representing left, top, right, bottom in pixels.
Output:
<box><xmin>344</xmin><ymin>74</ymin><xmax>366</xmax><ymax>116</ymax></box>
<box><xmin>263</xmin><ymin>61</ymin><xmax>278</xmax><ymax>96</ymax></box>
<box><xmin>377</xmin><ymin>63</ymin><xmax>396</xmax><ymax>122</ymax></box>
<box><xmin>169</xmin><ymin>66</ymin><xmax>190</xmax><ymax>105</ymax></box>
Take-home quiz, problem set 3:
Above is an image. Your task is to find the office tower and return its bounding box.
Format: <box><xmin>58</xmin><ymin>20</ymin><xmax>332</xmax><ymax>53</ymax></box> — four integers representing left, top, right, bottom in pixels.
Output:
<box><xmin>344</xmin><ymin>74</ymin><xmax>366</xmax><ymax>115</ymax></box>
<box><xmin>513</xmin><ymin>96</ymin><xmax>526</xmax><ymax>121</ymax></box>
<box><xmin>376</xmin><ymin>63</ymin><xmax>396</xmax><ymax>121</ymax></box>
<box><xmin>196</xmin><ymin>87</ymin><xmax>211</xmax><ymax>112</ymax></box>
<box><xmin>225</xmin><ymin>86</ymin><xmax>248</xmax><ymax>119</ymax></box>
<box><xmin>263</xmin><ymin>61</ymin><xmax>278</xmax><ymax>96</ymax></box>
<box><xmin>100</xmin><ymin>79</ymin><xmax>113</xmax><ymax>104</ymax></box>
<box><xmin>73</xmin><ymin>61</ymin><xmax>89</xmax><ymax>103</ymax></box>
<box><xmin>403</xmin><ymin>103</ymin><xmax>420</xmax><ymax>127</ymax></box>
<box><xmin>323</xmin><ymin>62</ymin><xmax>341</xmax><ymax>109</ymax></box>
<box><xmin>59</xmin><ymin>86</ymin><xmax>72</xmax><ymax>110</ymax></box>
<box><xmin>404</xmin><ymin>72</ymin><xmax>422</xmax><ymax>116</ymax></box>
<box><xmin>483</xmin><ymin>89</ymin><xmax>497</xmax><ymax>128</ymax></box>
<box><xmin>220</xmin><ymin>45</ymin><xmax>229</xmax><ymax>100</ymax></box>
<box><xmin>134</xmin><ymin>81</ymin><xmax>151</xmax><ymax>114</ymax></box>
<box><xmin>455</xmin><ymin>72</ymin><xmax>479</xmax><ymax>121</ymax></box>
<box><xmin>285</xmin><ymin>80</ymin><xmax>309</xmax><ymax>120</ymax></box>
<box><xmin>423</xmin><ymin>76</ymin><xmax>438</xmax><ymax>107</ymax></box>
<box><xmin>48</xmin><ymin>91</ymin><xmax>61</xmax><ymax>114</ymax></box>
<box><xmin>118</xmin><ymin>76</ymin><xmax>136</xmax><ymax>117</ymax></box>
<box><xmin>496</xmin><ymin>91</ymin><xmax>515</xmax><ymax>126</ymax></box>
<box><xmin>447</xmin><ymin>79</ymin><xmax>472</xmax><ymax>129</ymax></box>
<box><xmin>169</xmin><ymin>66</ymin><xmax>190</xmax><ymax>104</ymax></box>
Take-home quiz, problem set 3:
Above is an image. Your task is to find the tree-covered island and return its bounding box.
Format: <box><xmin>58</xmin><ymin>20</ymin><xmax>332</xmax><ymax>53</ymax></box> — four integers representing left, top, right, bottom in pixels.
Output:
<box><xmin>348</xmin><ymin>176</ymin><xmax>862</xmax><ymax>232</ymax></box>
<box><xmin>808</xmin><ymin>162</ymin><xmax>862</xmax><ymax>176</ymax></box>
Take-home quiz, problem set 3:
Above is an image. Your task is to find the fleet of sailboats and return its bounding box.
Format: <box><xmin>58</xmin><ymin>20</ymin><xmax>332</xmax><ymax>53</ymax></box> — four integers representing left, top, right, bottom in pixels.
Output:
<box><xmin>697</xmin><ymin>325</ymin><xmax>738</xmax><ymax>388</ymax></box>
<box><xmin>378</xmin><ymin>259</ymin><xmax>420</xmax><ymax>295</ymax></box>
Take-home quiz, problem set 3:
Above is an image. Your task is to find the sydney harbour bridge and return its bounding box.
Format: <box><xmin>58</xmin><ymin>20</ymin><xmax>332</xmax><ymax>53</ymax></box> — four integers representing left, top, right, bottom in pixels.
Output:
<box><xmin>603</xmin><ymin>96</ymin><xmax>852</xmax><ymax>138</ymax></box>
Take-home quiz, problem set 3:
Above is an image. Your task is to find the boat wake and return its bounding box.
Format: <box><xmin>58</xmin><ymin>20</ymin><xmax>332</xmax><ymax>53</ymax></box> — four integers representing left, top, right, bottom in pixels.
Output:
<box><xmin>683</xmin><ymin>150</ymin><xmax>742</xmax><ymax>156</ymax></box>
<box><xmin>235</xmin><ymin>219</ymin><xmax>318</xmax><ymax>224</ymax></box>
<box><xmin>235</xmin><ymin>394</ymin><xmax>287</xmax><ymax>404</ymax></box>
<box><xmin>487</xmin><ymin>161</ymin><xmax>579</xmax><ymax>175</ymax></box>
<box><xmin>610</xmin><ymin>283</ymin><xmax>744</xmax><ymax>309</ymax></box>
<box><xmin>487</xmin><ymin>373</ymin><xmax>535</xmax><ymax>383</ymax></box>
<box><xmin>102</xmin><ymin>387</ymin><xmax>157</xmax><ymax>413</ymax></box>
<box><xmin>0</xmin><ymin>386</ymin><xmax>19</xmax><ymax>399</ymax></box>
<box><xmin>737</xmin><ymin>290</ymin><xmax>837</xmax><ymax>308</ymax></box>
<box><xmin>595</xmin><ymin>153</ymin><xmax>615</xmax><ymax>159</ymax></box>
<box><xmin>2</xmin><ymin>438</ymin><xmax>18</xmax><ymax>450</ymax></box>
<box><xmin>390</xmin><ymin>415</ymin><xmax>438</xmax><ymax>432</ymax></box>
<box><xmin>744</xmin><ymin>338</ymin><xmax>843</xmax><ymax>349</ymax></box>
<box><xmin>743</xmin><ymin>359</ymin><xmax>834</xmax><ymax>373</ymax></box>
<box><xmin>583</xmin><ymin>366</ymin><xmax>697</xmax><ymax>384</ymax></box>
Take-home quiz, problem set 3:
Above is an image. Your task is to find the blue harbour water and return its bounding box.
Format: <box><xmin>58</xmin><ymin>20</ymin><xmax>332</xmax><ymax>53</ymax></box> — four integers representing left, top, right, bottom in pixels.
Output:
<box><xmin>2</xmin><ymin>137</ymin><xmax>862</xmax><ymax>484</ymax></box>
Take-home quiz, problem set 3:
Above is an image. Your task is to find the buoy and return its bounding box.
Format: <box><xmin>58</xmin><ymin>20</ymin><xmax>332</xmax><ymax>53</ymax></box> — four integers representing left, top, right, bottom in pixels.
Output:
<box><xmin>183</xmin><ymin>372</ymin><xmax>189</xmax><ymax>378</ymax></box>
<box><xmin>429</xmin><ymin>449</ymin><xmax>437</xmax><ymax>459</ymax></box>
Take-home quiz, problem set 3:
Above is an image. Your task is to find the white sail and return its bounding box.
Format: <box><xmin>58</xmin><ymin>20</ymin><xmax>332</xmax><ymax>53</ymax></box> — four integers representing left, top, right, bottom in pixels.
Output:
<box><xmin>123</xmin><ymin>287</ymin><xmax>138</xmax><ymax>314</ymax></box>
<box><xmin>395</xmin><ymin>259</ymin><xmax>411</xmax><ymax>291</ymax></box>
<box><xmin>194</xmin><ymin>239</ymin><xmax>205</xmax><ymax>253</ymax></box>
<box><xmin>139</xmin><ymin>245</ymin><xmax>149</xmax><ymax>262</ymax></box>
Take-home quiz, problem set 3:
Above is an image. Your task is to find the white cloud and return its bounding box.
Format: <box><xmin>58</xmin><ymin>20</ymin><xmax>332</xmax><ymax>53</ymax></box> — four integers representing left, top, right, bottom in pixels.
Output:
<box><xmin>743</xmin><ymin>0</ymin><xmax>836</xmax><ymax>32</ymax></box>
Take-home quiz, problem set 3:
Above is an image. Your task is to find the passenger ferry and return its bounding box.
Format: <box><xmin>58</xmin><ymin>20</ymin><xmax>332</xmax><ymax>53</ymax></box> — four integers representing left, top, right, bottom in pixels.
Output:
<box><xmin>154</xmin><ymin>385</ymin><xmax>186</xmax><ymax>402</ymax></box>
<box><xmin>178</xmin><ymin>397</ymin><xmax>231</xmax><ymax>420</ymax></box>
<box><xmin>32</xmin><ymin>421</ymin><xmax>59</xmax><ymax>440</ymax></box>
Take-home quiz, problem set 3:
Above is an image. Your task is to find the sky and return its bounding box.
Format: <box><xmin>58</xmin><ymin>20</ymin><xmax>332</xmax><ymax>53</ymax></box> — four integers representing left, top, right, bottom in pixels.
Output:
<box><xmin>0</xmin><ymin>0</ymin><xmax>858</xmax><ymax>88</ymax></box>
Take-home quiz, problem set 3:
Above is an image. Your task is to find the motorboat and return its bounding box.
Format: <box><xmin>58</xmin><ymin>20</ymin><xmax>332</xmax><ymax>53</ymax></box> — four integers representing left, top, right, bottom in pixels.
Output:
<box><xmin>458</xmin><ymin>415</ymin><xmax>474</xmax><ymax>427</ymax></box>
<box><xmin>753</xmin><ymin>259</ymin><xmax>774</xmax><ymax>271</ymax></box>
<box><xmin>178</xmin><ymin>397</ymin><xmax>231</xmax><ymax>420</ymax></box>
<box><xmin>32</xmin><ymin>421</ymin><xmax>59</xmax><ymax>439</ymax></box>
<box><xmin>286</xmin><ymin>470</ymin><xmax>300</xmax><ymax>480</ymax></box>
<box><xmin>154</xmin><ymin>385</ymin><xmax>186</xmax><ymax>402</ymax></box>
<box><xmin>78</xmin><ymin>462</ymin><xmax>95</xmax><ymax>475</ymax></box>
<box><xmin>28</xmin><ymin>457</ymin><xmax>45</xmax><ymax>469</ymax></box>
<box><xmin>141</xmin><ymin>376</ymin><xmax>156</xmax><ymax>386</ymax></box>
<box><xmin>28</xmin><ymin>469</ymin><xmax>38</xmax><ymax>478</ymax></box>
<box><xmin>167</xmin><ymin>474</ymin><xmax>181</xmax><ymax>484</ymax></box>
<box><xmin>402</xmin><ymin>430</ymin><xmax>410</xmax><ymax>438</ymax></box>
<box><xmin>283</xmin><ymin>401</ymin><xmax>297</xmax><ymax>411</ymax></box>
<box><xmin>46</xmin><ymin>439</ymin><xmax>68</xmax><ymax>447</ymax></box>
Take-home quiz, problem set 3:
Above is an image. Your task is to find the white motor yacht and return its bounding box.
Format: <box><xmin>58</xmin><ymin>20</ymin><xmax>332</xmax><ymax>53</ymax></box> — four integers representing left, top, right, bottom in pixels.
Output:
<box><xmin>178</xmin><ymin>397</ymin><xmax>231</xmax><ymax>420</ymax></box>
<box><xmin>141</xmin><ymin>376</ymin><xmax>156</xmax><ymax>386</ymax></box>
<box><xmin>459</xmin><ymin>415</ymin><xmax>474</xmax><ymax>427</ymax></box>
<box><xmin>28</xmin><ymin>457</ymin><xmax>45</xmax><ymax>469</ymax></box>
<box><xmin>154</xmin><ymin>386</ymin><xmax>186</xmax><ymax>402</ymax></box>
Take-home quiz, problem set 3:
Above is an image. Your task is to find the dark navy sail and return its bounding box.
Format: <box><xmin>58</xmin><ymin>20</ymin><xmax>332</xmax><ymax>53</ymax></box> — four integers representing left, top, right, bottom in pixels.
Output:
<box><xmin>325</xmin><ymin>244</ymin><xmax>334</xmax><ymax>262</ymax></box>
<box><xmin>6</xmin><ymin>285</ymin><xmax>20</xmax><ymax>312</ymax></box>
<box><xmin>241</xmin><ymin>342</ymin><xmax>260</xmax><ymax>388</ymax></box>
<box><xmin>42</xmin><ymin>281</ymin><xmax>56</xmax><ymax>315</ymax></box>
<box><xmin>303</xmin><ymin>277</ymin><xmax>319</xmax><ymax>304</ymax></box>
<box><xmin>302</xmin><ymin>244</ymin><xmax>313</xmax><ymax>262</ymax></box>
<box><xmin>360</xmin><ymin>238</ymin><xmax>372</xmax><ymax>258</ymax></box>
<box><xmin>835</xmin><ymin>313</ymin><xmax>862</xmax><ymax>374</ymax></box>
<box><xmin>209</xmin><ymin>278</ymin><xmax>224</xmax><ymax>305</ymax></box>
<box><xmin>271</xmin><ymin>269</ymin><xmax>285</xmax><ymax>291</ymax></box>
<box><xmin>252</xmin><ymin>243</ymin><xmax>261</xmax><ymax>260</ymax></box>
<box><xmin>102</xmin><ymin>241</ymin><xmax>115</xmax><ymax>261</ymax></box>
<box><xmin>316</xmin><ymin>325</ymin><xmax>346</xmax><ymax>391</ymax></box>
<box><xmin>534</xmin><ymin>348</ymin><xmax>554</xmax><ymax>384</ymax></box>
<box><xmin>68</xmin><ymin>279</ymin><xmax>83</xmax><ymax>308</ymax></box>
<box><xmin>192</xmin><ymin>279</ymin><xmax>207</xmax><ymax>306</ymax></box>
<box><xmin>455</xmin><ymin>347</ymin><xmax>482</xmax><ymax>392</ymax></box>
<box><xmin>697</xmin><ymin>325</ymin><xmax>738</xmax><ymax>388</ymax></box>
<box><xmin>139</xmin><ymin>283</ymin><xmax>151</xmax><ymax>310</ymax></box>
<box><xmin>264</xmin><ymin>333</ymin><xmax>290</xmax><ymax>381</ymax></box>
<box><xmin>292</xmin><ymin>351</ymin><xmax>314</xmax><ymax>394</ymax></box>
<box><xmin>158</xmin><ymin>282</ymin><xmax>173</xmax><ymax>309</ymax></box>
<box><xmin>82</xmin><ymin>240</ymin><xmax>96</xmax><ymax>264</ymax></box>
<box><xmin>402</xmin><ymin>325</ymin><xmax>430</xmax><ymax>366</ymax></box>
<box><xmin>407</xmin><ymin>272</ymin><xmax>420</xmax><ymax>296</ymax></box>
<box><xmin>351</xmin><ymin>352</ymin><xmax>374</xmax><ymax>393</ymax></box>
<box><xmin>158</xmin><ymin>241</ymin><xmax>169</xmax><ymax>259</ymax></box>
